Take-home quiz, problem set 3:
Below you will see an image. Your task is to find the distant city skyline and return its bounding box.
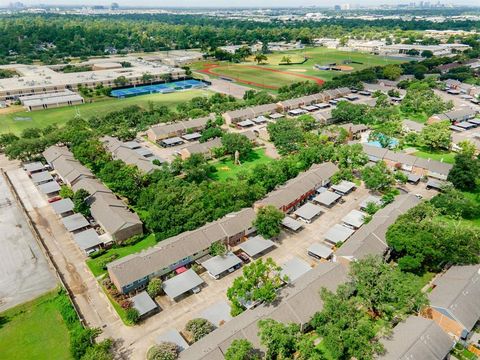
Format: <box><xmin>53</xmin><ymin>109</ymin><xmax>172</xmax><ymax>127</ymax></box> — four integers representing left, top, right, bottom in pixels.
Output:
<box><xmin>1</xmin><ymin>0</ymin><xmax>476</xmax><ymax>8</ymax></box>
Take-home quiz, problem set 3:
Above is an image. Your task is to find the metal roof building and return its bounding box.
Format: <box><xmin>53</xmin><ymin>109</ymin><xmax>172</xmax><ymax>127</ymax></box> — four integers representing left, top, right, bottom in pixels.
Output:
<box><xmin>239</xmin><ymin>236</ymin><xmax>276</xmax><ymax>258</ymax></box>
<box><xmin>73</xmin><ymin>229</ymin><xmax>103</xmax><ymax>253</ymax></box>
<box><xmin>359</xmin><ymin>195</ymin><xmax>382</xmax><ymax>210</ymax></box>
<box><xmin>324</xmin><ymin>224</ymin><xmax>355</xmax><ymax>245</ymax></box>
<box><xmin>380</xmin><ymin>316</ymin><xmax>454</xmax><ymax>360</ymax></box>
<box><xmin>293</xmin><ymin>202</ymin><xmax>323</xmax><ymax>222</ymax></box>
<box><xmin>31</xmin><ymin>171</ymin><xmax>53</xmax><ymax>185</ymax></box>
<box><xmin>280</xmin><ymin>257</ymin><xmax>311</xmax><ymax>283</ymax></box>
<box><xmin>162</xmin><ymin>269</ymin><xmax>204</xmax><ymax>300</ymax></box>
<box><xmin>50</xmin><ymin>198</ymin><xmax>74</xmax><ymax>216</ymax></box>
<box><xmin>38</xmin><ymin>181</ymin><xmax>60</xmax><ymax>195</ymax></box>
<box><xmin>307</xmin><ymin>242</ymin><xmax>333</xmax><ymax>260</ymax></box>
<box><xmin>23</xmin><ymin>162</ymin><xmax>44</xmax><ymax>173</ymax></box>
<box><xmin>62</xmin><ymin>213</ymin><xmax>90</xmax><ymax>233</ymax></box>
<box><xmin>132</xmin><ymin>291</ymin><xmax>159</xmax><ymax>318</ymax></box>
<box><xmin>200</xmin><ymin>300</ymin><xmax>233</xmax><ymax>328</ymax></box>
<box><xmin>202</xmin><ymin>253</ymin><xmax>242</xmax><ymax>279</ymax></box>
<box><xmin>331</xmin><ymin>180</ymin><xmax>356</xmax><ymax>195</ymax></box>
<box><xmin>342</xmin><ymin>209</ymin><xmax>367</xmax><ymax>229</ymax></box>
<box><xmin>313</xmin><ymin>191</ymin><xmax>341</xmax><ymax>207</ymax></box>
<box><xmin>281</xmin><ymin>217</ymin><xmax>303</xmax><ymax>232</ymax></box>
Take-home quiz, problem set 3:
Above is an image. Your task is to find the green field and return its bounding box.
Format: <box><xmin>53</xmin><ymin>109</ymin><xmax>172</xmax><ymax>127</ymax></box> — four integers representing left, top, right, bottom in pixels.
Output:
<box><xmin>0</xmin><ymin>89</ymin><xmax>211</xmax><ymax>135</ymax></box>
<box><xmin>194</xmin><ymin>47</ymin><xmax>404</xmax><ymax>90</ymax></box>
<box><xmin>209</xmin><ymin>148</ymin><xmax>274</xmax><ymax>181</ymax></box>
<box><xmin>413</xmin><ymin>148</ymin><xmax>456</xmax><ymax>164</ymax></box>
<box><xmin>0</xmin><ymin>291</ymin><xmax>72</xmax><ymax>360</ymax></box>
<box><xmin>87</xmin><ymin>233</ymin><xmax>157</xmax><ymax>277</ymax></box>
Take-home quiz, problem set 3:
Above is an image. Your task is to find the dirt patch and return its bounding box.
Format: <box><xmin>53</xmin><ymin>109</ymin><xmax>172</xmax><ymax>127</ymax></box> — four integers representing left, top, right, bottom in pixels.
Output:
<box><xmin>335</xmin><ymin>65</ymin><xmax>354</xmax><ymax>71</ymax></box>
<box><xmin>288</xmin><ymin>69</ymin><xmax>307</xmax><ymax>72</ymax></box>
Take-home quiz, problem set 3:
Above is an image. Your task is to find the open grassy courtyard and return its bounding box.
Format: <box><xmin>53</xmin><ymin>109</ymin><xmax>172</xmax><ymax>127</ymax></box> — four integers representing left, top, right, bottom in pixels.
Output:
<box><xmin>0</xmin><ymin>89</ymin><xmax>211</xmax><ymax>135</ymax></box>
<box><xmin>0</xmin><ymin>290</ymin><xmax>72</xmax><ymax>360</ymax></box>
<box><xmin>209</xmin><ymin>148</ymin><xmax>274</xmax><ymax>181</ymax></box>
<box><xmin>195</xmin><ymin>47</ymin><xmax>404</xmax><ymax>90</ymax></box>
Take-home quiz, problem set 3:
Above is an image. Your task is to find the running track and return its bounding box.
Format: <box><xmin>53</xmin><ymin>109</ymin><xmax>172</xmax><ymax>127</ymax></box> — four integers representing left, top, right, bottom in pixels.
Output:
<box><xmin>199</xmin><ymin>64</ymin><xmax>324</xmax><ymax>90</ymax></box>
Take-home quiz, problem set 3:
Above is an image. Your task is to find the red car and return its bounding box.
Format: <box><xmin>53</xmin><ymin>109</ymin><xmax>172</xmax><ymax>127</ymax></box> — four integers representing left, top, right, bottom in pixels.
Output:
<box><xmin>48</xmin><ymin>196</ymin><xmax>62</xmax><ymax>203</ymax></box>
<box><xmin>237</xmin><ymin>252</ymin><xmax>251</xmax><ymax>264</ymax></box>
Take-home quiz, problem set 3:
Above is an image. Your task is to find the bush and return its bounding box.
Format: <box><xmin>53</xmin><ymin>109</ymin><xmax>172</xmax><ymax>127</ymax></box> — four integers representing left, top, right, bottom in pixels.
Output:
<box><xmin>185</xmin><ymin>318</ymin><xmax>215</xmax><ymax>342</ymax></box>
<box><xmin>125</xmin><ymin>308</ymin><xmax>140</xmax><ymax>324</ymax></box>
<box><xmin>147</xmin><ymin>278</ymin><xmax>163</xmax><ymax>298</ymax></box>
<box><xmin>147</xmin><ymin>342</ymin><xmax>179</xmax><ymax>360</ymax></box>
<box><xmin>89</xmin><ymin>249</ymin><xmax>106</xmax><ymax>259</ymax></box>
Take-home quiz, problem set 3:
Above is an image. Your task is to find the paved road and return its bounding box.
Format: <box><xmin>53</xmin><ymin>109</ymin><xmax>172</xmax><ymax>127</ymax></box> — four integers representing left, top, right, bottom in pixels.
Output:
<box><xmin>0</xmin><ymin>173</ymin><xmax>57</xmax><ymax>312</ymax></box>
<box><xmin>196</xmin><ymin>72</ymin><xmax>251</xmax><ymax>99</ymax></box>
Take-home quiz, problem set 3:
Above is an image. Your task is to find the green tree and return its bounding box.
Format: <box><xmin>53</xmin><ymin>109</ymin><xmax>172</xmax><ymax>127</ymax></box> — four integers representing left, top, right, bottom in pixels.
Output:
<box><xmin>147</xmin><ymin>278</ymin><xmax>163</xmax><ymax>298</ymax></box>
<box><xmin>311</xmin><ymin>288</ymin><xmax>383</xmax><ymax>360</ymax></box>
<box><xmin>258</xmin><ymin>319</ymin><xmax>301</xmax><ymax>360</ymax></box>
<box><xmin>73</xmin><ymin>188</ymin><xmax>91</xmax><ymax>217</ymax></box>
<box><xmin>113</xmin><ymin>76</ymin><xmax>128</xmax><ymax>87</ymax></box>
<box><xmin>420</xmin><ymin>121</ymin><xmax>451</xmax><ymax>150</ymax></box>
<box><xmin>147</xmin><ymin>342</ymin><xmax>178</xmax><ymax>360</ymax></box>
<box><xmin>221</xmin><ymin>133</ymin><xmax>253</xmax><ymax>160</ymax></box>
<box><xmin>60</xmin><ymin>185</ymin><xmax>74</xmax><ymax>199</ymax></box>
<box><xmin>267</xmin><ymin>119</ymin><xmax>305</xmax><ymax>155</ymax></box>
<box><xmin>126</xmin><ymin>308</ymin><xmax>140</xmax><ymax>324</ymax></box>
<box><xmin>280</xmin><ymin>56</ymin><xmax>291</xmax><ymax>64</ymax></box>
<box><xmin>225</xmin><ymin>339</ymin><xmax>260</xmax><ymax>360</ymax></box>
<box><xmin>335</xmin><ymin>143</ymin><xmax>369</xmax><ymax>170</ymax></box>
<box><xmin>361</xmin><ymin>161</ymin><xmax>394</xmax><ymax>192</ymax></box>
<box><xmin>210</xmin><ymin>241</ymin><xmax>227</xmax><ymax>256</ymax></box>
<box><xmin>349</xmin><ymin>255</ymin><xmax>427</xmax><ymax>320</ymax></box>
<box><xmin>80</xmin><ymin>339</ymin><xmax>113</xmax><ymax>360</ymax></box>
<box><xmin>253</xmin><ymin>205</ymin><xmax>285</xmax><ymax>239</ymax></box>
<box><xmin>254</xmin><ymin>53</ymin><xmax>267</xmax><ymax>64</ymax></box>
<box><xmin>382</xmin><ymin>64</ymin><xmax>402</xmax><ymax>80</ymax></box>
<box><xmin>421</xmin><ymin>50</ymin><xmax>434</xmax><ymax>58</ymax></box>
<box><xmin>297</xmin><ymin>114</ymin><xmax>318</xmax><ymax>131</ymax></box>
<box><xmin>142</xmin><ymin>72</ymin><xmax>155</xmax><ymax>83</ymax></box>
<box><xmin>331</xmin><ymin>102</ymin><xmax>370</xmax><ymax>124</ymax></box>
<box><xmin>227</xmin><ymin>258</ymin><xmax>285</xmax><ymax>316</ymax></box>
<box><xmin>185</xmin><ymin>318</ymin><xmax>215</xmax><ymax>342</ymax></box>
<box><xmin>447</xmin><ymin>152</ymin><xmax>480</xmax><ymax>191</ymax></box>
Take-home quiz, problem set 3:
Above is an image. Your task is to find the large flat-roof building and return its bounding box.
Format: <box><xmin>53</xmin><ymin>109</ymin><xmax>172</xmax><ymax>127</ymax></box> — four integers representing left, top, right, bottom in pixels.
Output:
<box><xmin>0</xmin><ymin>60</ymin><xmax>186</xmax><ymax>101</ymax></box>
<box><xmin>19</xmin><ymin>89</ymin><xmax>84</xmax><ymax>111</ymax></box>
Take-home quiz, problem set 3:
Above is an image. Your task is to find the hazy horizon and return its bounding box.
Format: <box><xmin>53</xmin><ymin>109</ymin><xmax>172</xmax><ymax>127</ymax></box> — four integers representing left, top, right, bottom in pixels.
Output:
<box><xmin>1</xmin><ymin>0</ymin><xmax>476</xmax><ymax>8</ymax></box>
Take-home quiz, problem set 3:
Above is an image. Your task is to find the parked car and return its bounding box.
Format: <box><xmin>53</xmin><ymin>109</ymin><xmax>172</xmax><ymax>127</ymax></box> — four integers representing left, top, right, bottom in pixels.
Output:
<box><xmin>48</xmin><ymin>196</ymin><xmax>62</xmax><ymax>203</ymax></box>
<box><xmin>237</xmin><ymin>252</ymin><xmax>251</xmax><ymax>264</ymax></box>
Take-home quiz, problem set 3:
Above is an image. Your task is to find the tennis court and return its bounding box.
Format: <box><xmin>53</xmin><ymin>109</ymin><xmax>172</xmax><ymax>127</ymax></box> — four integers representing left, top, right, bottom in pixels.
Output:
<box><xmin>110</xmin><ymin>79</ymin><xmax>208</xmax><ymax>98</ymax></box>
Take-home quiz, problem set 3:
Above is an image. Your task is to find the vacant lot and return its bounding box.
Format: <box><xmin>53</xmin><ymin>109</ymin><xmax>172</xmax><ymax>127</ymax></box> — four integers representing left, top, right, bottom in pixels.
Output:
<box><xmin>209</xmin><ymin>148</ymin><xmax>274</xmax><ymax>181</ymax></box>
<box><xmin>0</xmin><ymin>89</ymin><xmax>211</xmax><ymax>135</ymax></box>
<box><xmin>195</xmin><ymin>47</ymin><xmax>404</xmax><ymax>90</ymax></box>
<box><xmin>0</xmin><ymin>175</ymin><xmax>57</xmax><ymax>312</ymax></box>
<box><xmin>0</xmin><ymin>290</ymin><xmax>71</xmax><ymax>360</ymax></box>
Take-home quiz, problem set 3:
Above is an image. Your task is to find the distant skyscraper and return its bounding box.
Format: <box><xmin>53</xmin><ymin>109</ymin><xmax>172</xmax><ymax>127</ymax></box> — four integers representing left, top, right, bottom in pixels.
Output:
<box><xmin>111</xmin><ymin>2</ymin><xmax>120</xmax><ymax>10</ymax></box>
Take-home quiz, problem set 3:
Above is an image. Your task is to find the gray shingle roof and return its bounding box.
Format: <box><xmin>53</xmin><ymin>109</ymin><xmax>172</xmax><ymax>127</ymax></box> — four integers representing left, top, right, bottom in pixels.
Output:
<box><xmin>429</xmin><ymin>265</ymin><xmax>480</xmax><ymax>332</ymax></box>
<box><xmin>132</xmin><ymin>291</ymin><xmax>158</xmax><ymax>317</ymax></box>
<box><xmin>73</xmin><ymin>228</ymin><xmax>102</xmax><ymax>251</ymax></box>
<box><xmin>280</xmin><ymin>257</ymin><xmax>311</xmax><ymax>283</ymax></box>
<box><xmin>62</xmin><ymin>213</ymin><xmax>89</xmax><ymax>232</ymax></box>
<box><xmin>380</xmin><ymin>316</ymin><xmax>454</xmax><ymax>360</ymax></box>
<box><xmin>50</xmin><ymin>198</ymin><xmax>74</xmax><ymax>215</ymax></box>
<box><xmin>324</xmin><ymin>224</ymin><xmax>355</xmax><ymax>244</ymax></box>
<box><xmin>162</xmin><ymin>269</ymin><xmax>204</xmax><ymax>299</ymax></box>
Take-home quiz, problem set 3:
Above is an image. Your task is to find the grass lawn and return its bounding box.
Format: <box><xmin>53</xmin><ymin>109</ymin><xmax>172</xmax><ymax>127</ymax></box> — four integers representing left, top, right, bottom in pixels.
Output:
<box><xmin>86</xmin><ymin>233</ymin><xmax>157</xmax><ymax>277</ymax></box>
<box><xmin>0</xmin><ymin>290</ymin><xmax>72</xmax><ymax>360</ymax></box>
<box><xmin>413</xmin><ymin>148</ymin><xmax>456</xmax><ymax>164</ymax></box>
<box><xmin>209</xmin><ymin>148</ymin><xmax>274</xmax><ymax>181</ymax></box>
<box><xmin>0</xmin><ymin>89</ymin><xmax>211</xmax><ymax>135</ymax></box>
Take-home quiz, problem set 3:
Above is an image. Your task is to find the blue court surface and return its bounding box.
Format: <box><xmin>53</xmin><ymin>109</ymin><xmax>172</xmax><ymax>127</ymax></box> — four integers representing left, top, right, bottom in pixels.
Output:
<box><xmin>110</xmin><ymin>79</ymin><xmax>208</xmax><ymax>98</ymax></box>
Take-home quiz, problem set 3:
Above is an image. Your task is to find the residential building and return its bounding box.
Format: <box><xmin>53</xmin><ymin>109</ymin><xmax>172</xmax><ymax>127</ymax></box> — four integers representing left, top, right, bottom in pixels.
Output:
<box><xmin>42</xmin><ymin>145</ymin><xmax>143</xmax><ymax>243</ymax></box>
<box><xmin>179</xmin><ymin>137</ymin><xmax>222</xmax><ymax>160</ymax></box>
<box><xmin>223</xmin><ymin>103</ymin><xmax>278</xmax><ymax>125</ymax></box>
<box><xmin>178</xmin><ymin>262</ymin><xmax>348</xmax><ymax>360</ymax></box>
<box><xmin>146</xmin><ymin>115</ymin><xmax>214</xmax><ymax>142</ymax></box>
<box><xmin>108</xmin><ymin>208</ymin><xmax>256</xmax><ymax>294</ymax></box>
<box><xmin>428</xmin><ymin>108</ymin><xmax>478</xmax><ymax>124</ymax></box>
<box><xmin>254</xmin><ymin>162</ymin><xmax>339</xmax><ymax>213</ymax></box>
<box><xmin>335</xmin><ymin>194</ymin><xmax>420</xmax><ymax>264</ymax></box>
<box><xmin>425</xmin><ymin>265</ymin><xmax>480</xmax><ymax>340</ymax></box>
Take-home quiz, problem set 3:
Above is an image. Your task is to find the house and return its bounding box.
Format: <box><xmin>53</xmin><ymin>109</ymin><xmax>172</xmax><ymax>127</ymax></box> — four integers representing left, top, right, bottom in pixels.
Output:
<box><xmin>179</xmin><ymin>137</ymin><xmax>222</xmax><ymax>160</ymax></box>
<box><xmin>107</xmin><ymin>208</ymin><xmax>256</xmax><ymax>294</ymax></box>
<box><xmin>402</xmin><ymin>119</ymin><xmax>425</xmax><ymax>133</ymax></box>
<box><xmin>276</xmin><ymin>88</ymin><xmax>350</xmax><ymax>112</ymax></box>
<box><xmin>146</xmin><ymin>115</ymin><xmax>214</xmax><ymax>142</ymax></box>
<box><xmin>425</xmin><ymin>265</ymin><xmax>480</xmax><ymax>340</ymax></box>
<box><xmin>379</xmin><ymin>316</ymin><xmax>455</xmax><ymax>360</ymax></box>
<box><xmin>178</xmin><ymin>262</ymin><xmax>347</xmax><ymax>360</ymax></box>
<box><xmin>254</xmin><ymin>162</ymin><xmax>339</xmax><ymax>213</ymax></box>
<box><xmin>335</xmin><ymin>194</ymin><xmax>420</xmax><ymax>265</ymax></box>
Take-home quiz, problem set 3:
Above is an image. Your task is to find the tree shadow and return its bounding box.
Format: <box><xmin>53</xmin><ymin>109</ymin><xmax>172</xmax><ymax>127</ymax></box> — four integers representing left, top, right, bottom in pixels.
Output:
<box><xmin>0</xmin><ymin>315</ymin><xmax>10</xmax><ymax>329</ymax></box>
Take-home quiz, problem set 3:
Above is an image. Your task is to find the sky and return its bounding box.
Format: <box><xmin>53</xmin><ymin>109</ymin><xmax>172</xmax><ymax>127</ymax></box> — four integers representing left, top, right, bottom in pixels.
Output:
<box><xmin>1</xmin><ymin>0</ymin><xmax>474</xmax><ymax>8</ymax></box>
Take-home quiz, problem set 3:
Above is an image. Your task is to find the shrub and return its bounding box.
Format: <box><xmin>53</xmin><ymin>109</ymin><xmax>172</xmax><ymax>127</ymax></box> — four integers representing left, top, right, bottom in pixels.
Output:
<box><xmin>126</xmin><ymin>308</ymin><xmax>140</xmax><ymax>324</ymax></box>
<box><xmin>185</xmin><ymin>318</ymin><xmax>215</xmax><ymax>342</ymax></box>
<box><xmin>147</xmin><ymin>278</ymin><xmax>163</xmax><ymax>298</ymax></box>
<box><xmin>147</xmin><ymin>342</ymin><xmax>178</xmax><ymax>360</ymax></box>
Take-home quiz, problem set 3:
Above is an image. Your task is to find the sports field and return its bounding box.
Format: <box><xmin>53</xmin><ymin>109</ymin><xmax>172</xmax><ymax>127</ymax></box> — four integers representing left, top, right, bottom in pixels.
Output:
<box><xmin>0</xmin><ymin>89</ymin><xmax>211</xmax><ymax>135</ymax></box>
<box><xmin>195</xmin><ymin>47</ymin><xmax>404</xmax><ymax>90</ymax></box>
<box><xmin>0</xmin><ymin>290</ymin><xmax>72</xmax><ymax>360</ymax></box>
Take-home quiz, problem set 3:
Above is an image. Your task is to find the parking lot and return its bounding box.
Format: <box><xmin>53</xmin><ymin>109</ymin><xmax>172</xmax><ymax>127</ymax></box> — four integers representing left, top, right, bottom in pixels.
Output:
<box><xmin>0</xmin><ymin>173</ymin><xmax>57</xmax><ymax>312</ymax></box>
